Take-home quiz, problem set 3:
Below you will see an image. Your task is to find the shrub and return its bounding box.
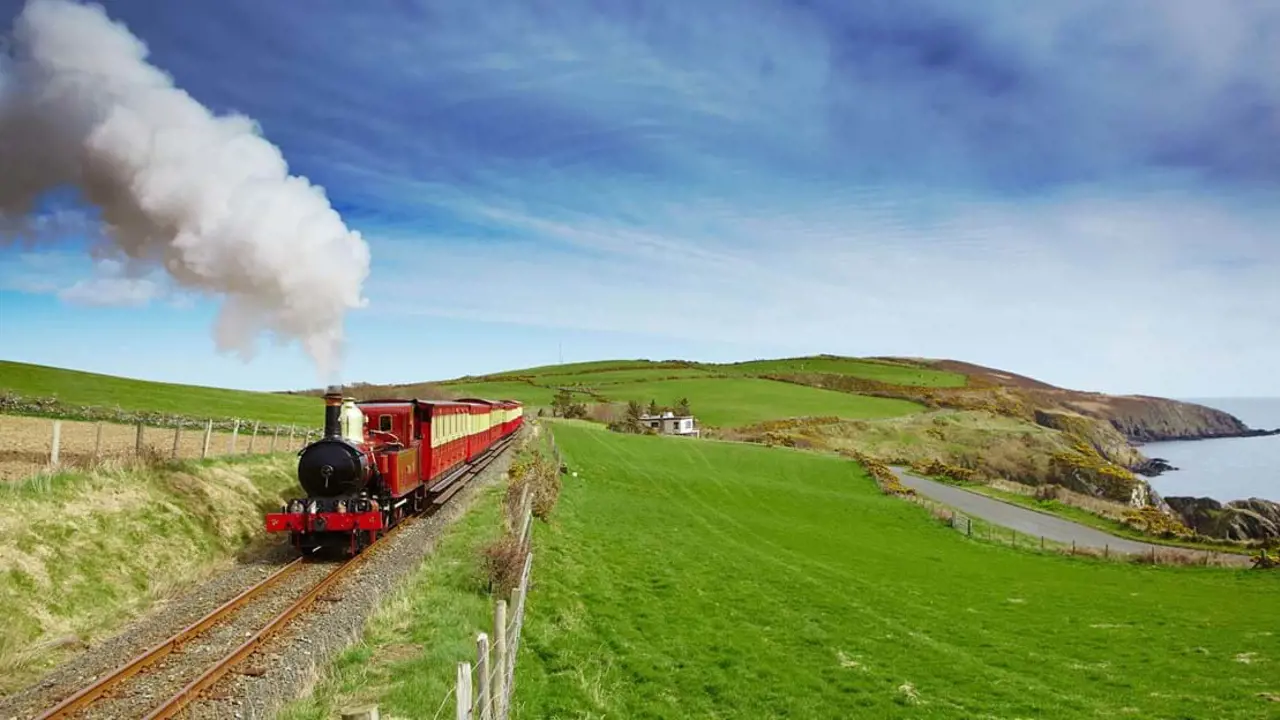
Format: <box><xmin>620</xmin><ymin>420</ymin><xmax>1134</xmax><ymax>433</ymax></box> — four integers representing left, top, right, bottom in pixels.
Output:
<box><xmin>1034</xmin><ymin>484</ymin><xmax>1061</xmax><ymax>502</ymax></box>
<box><xmin>911</xmin><ymin>459</ymin><xmax>977</xmax><ymax>484</ymax></box>
<box><xmin>1121</xmin><ymin>506</ymin><xmax>1194</xmax><ymax>539</ymax></box>
<box><xmin>507</xmin><ymin>449</ymin><xmax>563</xmax><ymax>522</ymax></box>
<box><xmin>480</xmin><ymin>534</ymin><xmax>526</xmax><ymax>597</ymax></box>
<box><xmin>842</xmin><ymin>449</ymin><xmax>915</xmax><ymax>497</ymax></box>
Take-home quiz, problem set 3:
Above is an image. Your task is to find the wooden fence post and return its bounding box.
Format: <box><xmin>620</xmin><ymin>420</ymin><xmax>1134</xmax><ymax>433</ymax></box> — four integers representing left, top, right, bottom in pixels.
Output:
<box><xmin>456</xmin><ymin>662</ymin><xmax>473</xmax><ymax>720</ymax></box>
<box><xmin>172</xmin><ymin>425</ymin><xmax>182</xmax><ymax>460</ymax></box>
<box><xmin>229</xmin><ymin>420</ymin><xmax>240</xmax><ymax>454</ymax></box>
<box><xmin>201</xmin><ymin>419</ymin><xmax>213</xmax><ymax>459</ymax></box>
<box><xmin>1104</xmin><ymin>544</ymin><xmax>1109</xmax><ymax>559</ymax></box>
<box><xmin>93</xmin><ymin>422</ymin><xmax>104</xmax><ymax>461</ymax></box>
<box><xmin>248</xmin><ymin>421</ymin><xmax>260</xmax><ymax>453</ymax></box>
<box><xmin>476</xmin><ymin>633</ymin><xmax>492</xmax><ymax>720</ymax></box>
<box><xmin>270</xmin><ymin>426</ymin><xmax>279</xmax><ymax>452</ymax></box>
<box><xmin>494</xmin><ymin>600</ymin><xmax>508</xmax><ymax>719</ymax></box>
<box><xmin>288</xmin><ymin>425</ymin><xmax>295</xmax><ymax>449</ymax></box>
<box><xmin>50</xmin><ymin>420</ymin><xmax>62</xmax><ymax>467</ymax></box>
<box><xmin>135</xmin><ymin>422</ymin><xmax>145</xmax><ymax>456</ymax></box>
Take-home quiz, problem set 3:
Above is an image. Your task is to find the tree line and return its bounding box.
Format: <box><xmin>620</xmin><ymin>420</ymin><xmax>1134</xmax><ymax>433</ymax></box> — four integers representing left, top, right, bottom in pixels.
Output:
<box><xmin>545</xmin><ymin>389</ymin><xmax>695</xmax><ymax>435</ymax></box>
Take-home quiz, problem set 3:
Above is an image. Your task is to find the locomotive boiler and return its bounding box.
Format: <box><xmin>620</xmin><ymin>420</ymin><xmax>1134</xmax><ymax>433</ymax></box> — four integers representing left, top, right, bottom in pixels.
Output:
<box><xmin>265</xmin><ymin>386</ymin><xmax>523</xmax><ymax>555</ymax></box>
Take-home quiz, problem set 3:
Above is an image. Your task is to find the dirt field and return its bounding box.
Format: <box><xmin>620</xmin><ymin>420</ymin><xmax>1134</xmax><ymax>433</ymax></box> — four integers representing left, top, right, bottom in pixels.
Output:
<box><xmin>0</xmin><ymin>414</ymin><xmax>315</xmax><ymax>481</ymax></box>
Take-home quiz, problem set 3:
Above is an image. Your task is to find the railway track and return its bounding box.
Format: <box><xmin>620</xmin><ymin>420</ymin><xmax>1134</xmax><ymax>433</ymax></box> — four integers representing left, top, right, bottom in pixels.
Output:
<box><xmin>32</xmin><ymin>435</ymin><xmax>516</xmax><ymax>720</ymax></box>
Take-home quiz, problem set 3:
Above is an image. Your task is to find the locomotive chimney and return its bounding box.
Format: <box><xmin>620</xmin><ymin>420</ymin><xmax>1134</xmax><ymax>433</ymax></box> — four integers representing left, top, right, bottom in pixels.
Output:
<box><xmin>323</xmin><ymin>385</ymin><xmax>343</xmax><ymax>439</ymax></box>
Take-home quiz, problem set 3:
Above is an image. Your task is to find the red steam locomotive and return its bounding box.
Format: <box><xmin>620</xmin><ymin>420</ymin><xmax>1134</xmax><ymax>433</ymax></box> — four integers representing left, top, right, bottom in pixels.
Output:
<box><xmin>265</xmin><ymin>386</ymin><xmax>523</xmax><ymax>555</ymax></box>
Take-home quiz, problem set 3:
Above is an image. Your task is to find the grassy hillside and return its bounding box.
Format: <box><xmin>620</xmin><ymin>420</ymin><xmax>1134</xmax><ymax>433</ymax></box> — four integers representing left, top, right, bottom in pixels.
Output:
<box><xmin>516</xmin><ymin>424</ymin><xmax>1279</xmax><ymax>719</ymax></box>
<box><xmin>467</xmin><ymin>355</ymin><xmax>965</xmax><ymax>388</ymax></box>
<box><xmin>717</xmin><ymin>355</ymin><xmax>967</xmax><ymax>387</ymax></box>
<box><xmin>0</xmin><ymin>361</ymin><xmax>319</xmax><ymax>425</ymax></box>
<box><xmin>0</xmin><ymin>454</ymin><xmax>299</xmax><ymax>691</ymax></box>
<box><xmin>436</xmin><ymin>356</ymin><xmax>945</xmax><ymax>428</ymax></box>
<box><xmin>593</xmin><ymin>377</ymin><xmax>921</xmax><ymax>426</ymax></box>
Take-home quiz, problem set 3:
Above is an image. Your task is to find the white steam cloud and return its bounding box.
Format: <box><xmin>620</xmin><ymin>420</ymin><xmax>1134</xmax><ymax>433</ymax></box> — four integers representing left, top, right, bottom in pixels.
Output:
<box><xmin>0</xmin><ymin>0</ymin><xmax>371</xmax><ymax>380</ymax></box>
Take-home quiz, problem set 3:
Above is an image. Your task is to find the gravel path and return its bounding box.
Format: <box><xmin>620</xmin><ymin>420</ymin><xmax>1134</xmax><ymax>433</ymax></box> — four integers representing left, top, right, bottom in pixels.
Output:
<box><xmin>0</xmin><ymin>542</ymin><xmax>298</xmax><ymax>720</ymax></box>
<box><xmin>75</xmin><ymin>561</ymin><xmax>341</xmax><ymax>720</ymax></box>
<box><xmin>180</xmin><ymin>435</ymin><xmax>519</xmax><ymax>720</ymax></box>
<box><xmin>890</xmin><ymin>467</ymin><xmax>1252</xmax><ymax>567</ymax></box>
<box><xmin>2</xmin><ymin>431</ymin><xmax>522</xmax><ymax>720</ymax></box>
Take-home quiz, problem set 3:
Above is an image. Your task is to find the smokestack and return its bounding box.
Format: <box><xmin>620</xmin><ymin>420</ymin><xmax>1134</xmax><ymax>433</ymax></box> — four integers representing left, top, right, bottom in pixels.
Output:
<box><xmin>323</xmin><ymin>385</ymin><xmax>343</xmax><ymax>439</ymax></box>
<box><xmin>0</xmin><ymin>0</ymin><xmax>370</xmax><ymax>381</ymax></box>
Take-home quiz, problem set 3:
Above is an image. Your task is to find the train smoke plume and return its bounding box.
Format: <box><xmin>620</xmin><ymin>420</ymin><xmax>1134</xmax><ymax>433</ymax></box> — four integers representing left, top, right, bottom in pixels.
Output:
<box><xmin>0</xmin><ymin>0</ymin><xmax>371</xmax><ymax>380</ymax></box>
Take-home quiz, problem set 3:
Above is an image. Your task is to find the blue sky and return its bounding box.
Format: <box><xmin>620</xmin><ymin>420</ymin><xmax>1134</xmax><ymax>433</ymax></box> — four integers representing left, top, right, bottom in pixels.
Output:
<box><xmin>1</xmin><ymin>0</ymin><xmax>1278</xmax><ymax>397</ymax></box>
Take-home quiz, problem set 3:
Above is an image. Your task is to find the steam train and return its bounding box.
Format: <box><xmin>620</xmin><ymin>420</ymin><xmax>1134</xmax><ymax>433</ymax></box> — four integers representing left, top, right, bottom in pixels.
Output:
<box><xmin>265</xmin><ymin>387</ymin><xmax>523</xmax><ymax>555</ymax></box>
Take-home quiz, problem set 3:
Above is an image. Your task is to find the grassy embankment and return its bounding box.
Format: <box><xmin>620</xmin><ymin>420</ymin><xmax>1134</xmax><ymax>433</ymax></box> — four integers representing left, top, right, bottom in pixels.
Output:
<box><xmin>0</xmin><ymin>453</ymin><xmax>300</xmax><ymax>692</ymax></box>
<box><xmin>441</xmin><ymin>357</ymin><xmax>948</xmax><ymax>427</ymax></box>
<box><xmin>0</xmin><ymin>360</ymin><xmax>320</xmax><ymax>427</ymax></box>
<box><xmin>714</xmin><ymin>409</ymin><xmax>1260</xmax><ymax>554</ymax></box>
<box><xmin>514</xmin><ymin>423</ymin><xmax>1279</xmax><ymax>719</ymax></box>
<box><xmin>277</xmin><ymin>423</ymin><xmax>557</xmax><ymax>720</ymax></box>
<box><xmin>951</xmin><ymin>478</ymin><xmax>1254</xmax><ymax>556</ymax></box>
<box><xmin>434</xmin><ymin>357</ymin><xmax>1257</xmax><ymax>551</ymax></box>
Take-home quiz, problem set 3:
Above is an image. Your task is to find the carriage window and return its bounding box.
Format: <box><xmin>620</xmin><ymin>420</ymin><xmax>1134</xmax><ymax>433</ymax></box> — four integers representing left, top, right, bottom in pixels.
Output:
<box><xmin>379</xmin><ymin>414</ymin><xmax>393</xmax><ymax>432</ymax></box>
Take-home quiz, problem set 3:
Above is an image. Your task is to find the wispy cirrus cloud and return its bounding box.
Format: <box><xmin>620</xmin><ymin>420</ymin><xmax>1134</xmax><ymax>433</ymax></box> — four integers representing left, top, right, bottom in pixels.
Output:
<box><xmin>1</xmin><ymin>0</ymin><xmax>1278</xmax><ymax>395</ymax></box>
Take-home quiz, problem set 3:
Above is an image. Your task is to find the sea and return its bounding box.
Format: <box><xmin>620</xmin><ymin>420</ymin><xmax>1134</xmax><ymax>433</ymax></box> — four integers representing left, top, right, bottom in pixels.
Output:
<box><xmin>1143</xmin><ymin>398</ymin><xmax>1280</xmax><ymax>504</ymax></box>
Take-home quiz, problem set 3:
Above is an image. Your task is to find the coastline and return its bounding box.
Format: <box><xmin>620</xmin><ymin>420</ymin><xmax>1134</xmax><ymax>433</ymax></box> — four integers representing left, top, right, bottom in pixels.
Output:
<box><xmin>1126</xmin><ymin>404</ymin><xmax>1280</xmax><ymax>538</ymax></box>
<box><xmin>1130</xmin><ymin>427</ymin><xmax>1280</xmax><ymax>447</ymax></box>
<box><xmin>1142</xmin><ymin>434</ymin><xmax>1280</xmax><ymax>503</ymax></box>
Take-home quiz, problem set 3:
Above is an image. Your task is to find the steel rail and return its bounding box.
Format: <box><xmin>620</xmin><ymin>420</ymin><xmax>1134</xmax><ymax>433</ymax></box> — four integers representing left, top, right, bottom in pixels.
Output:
<box><xmin>34</xmin><ymin>428</ymin><xmax>519</xmax><ymax>720</ymax></box>
<box><xmin>142</xmin><ymin>432</ymin><xmax>518</xmax><ymax>719</ymax></box>
<box><xmin>141</xmin><ymin>549</ymin><xmax>374</xmax><ymax>720</ymax></box>
<box><xmin>34</xmin><ymin>557</ymin><xmax>307</xmax><ymax>720</ymax></box>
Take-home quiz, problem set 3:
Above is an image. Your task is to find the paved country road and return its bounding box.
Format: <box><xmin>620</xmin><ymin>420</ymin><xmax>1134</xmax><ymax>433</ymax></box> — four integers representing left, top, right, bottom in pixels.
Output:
<box><xmin>890</xmin><ymin>467</ymin><xmax>1253</xmax><ymax>567</ymax></box>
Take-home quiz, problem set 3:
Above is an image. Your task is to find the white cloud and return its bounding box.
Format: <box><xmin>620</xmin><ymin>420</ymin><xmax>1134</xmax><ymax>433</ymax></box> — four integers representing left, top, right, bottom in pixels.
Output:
<box><xmin>364</xmin><ymin>182</ymin><xmax>1280</xmax><ymax>398</ymax></box>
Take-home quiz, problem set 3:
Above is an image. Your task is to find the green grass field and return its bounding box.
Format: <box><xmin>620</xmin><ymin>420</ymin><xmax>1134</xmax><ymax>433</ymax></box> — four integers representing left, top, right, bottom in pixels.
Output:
<box><xmin>717</xmin><ymin>355</ymin><xmax>967</xmax><ymax>387</ymax></box>
<box><xmin>516</xmin><ymin>424</ymin><xmax>1279</xmax><ymax>719</ymax></box>
<box><xmin>468</xmin><ymin>356</ymin><xmax>965</xmax><ymax>388</ymax></box>
<box><xmin>596</xmin><ymin>377</ymin><xmax>922</xmax><ymax>426</ymax></box>
<box><xmin>0</xmin><ymin>361</ymin><xmax>319</xmax><ymax>425</ymax></box>
<box><xmin>482</xmin><ymin>359</ymin><xmax>668</xmax><ymax>378</ymax></box>
<box><xmin>432</xmin><ymin>355</ymin><xmax>958</xmax><ymax>427</ymax></box>
<box><xmin>442</xmin><ymin>380</ymin><xmax>568</xmax><ymax>407</ymax></box>
<box><xmin>527</xmin><ymin>367</ymin><xmax>715</xmax><ymax>386</ymax></box>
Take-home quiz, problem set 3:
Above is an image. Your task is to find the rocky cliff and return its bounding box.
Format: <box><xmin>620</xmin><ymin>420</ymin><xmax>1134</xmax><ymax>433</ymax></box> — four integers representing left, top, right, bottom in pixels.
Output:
<box><xmin>1031</xmin><ymin>409</ymin><xmax>1145</xmax><ymax>467</ymax></box>
<box><xmin>1060</xmin><ymin>394</ymin><xmax>1280</xmax><ymax>443</ymax></box>
<box><xmin>1164</xmin><ymin>496</ymin><xmax>1280</xmax><ymax>543</ymax></box>
<box><xmin>923</xmin><ymin>359</ymin><xmax>1280</xmax><ymax>444</ymax></box>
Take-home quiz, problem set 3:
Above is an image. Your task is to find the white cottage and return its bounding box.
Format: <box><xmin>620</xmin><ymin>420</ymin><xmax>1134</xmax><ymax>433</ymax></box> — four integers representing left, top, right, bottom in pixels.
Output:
<box><xmin>639</xmin><ymin>411</ymin><xmax>700</xmax><ymax>437</ymax></box>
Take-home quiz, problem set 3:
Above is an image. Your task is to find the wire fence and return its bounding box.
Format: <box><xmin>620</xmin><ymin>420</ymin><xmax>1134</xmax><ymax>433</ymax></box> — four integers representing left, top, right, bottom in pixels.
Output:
<box><xmin>447</xmin><ymin>426</ymin><xmax>560</xmax><ymax>720</ymax></box>
<box><xmin>914</xmin><ymin>495</ymin><xmax>1247</xmax><ymax>568</ymax></box>
<box><xmin>446</xmin><ymin>486</ymin><xmax>535</xmax><ymax>720</ymax></box>
<box><xmin>0</xmin><ymin>414</ymin><xmax>322</xmax><ymax>481</ymax></box>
